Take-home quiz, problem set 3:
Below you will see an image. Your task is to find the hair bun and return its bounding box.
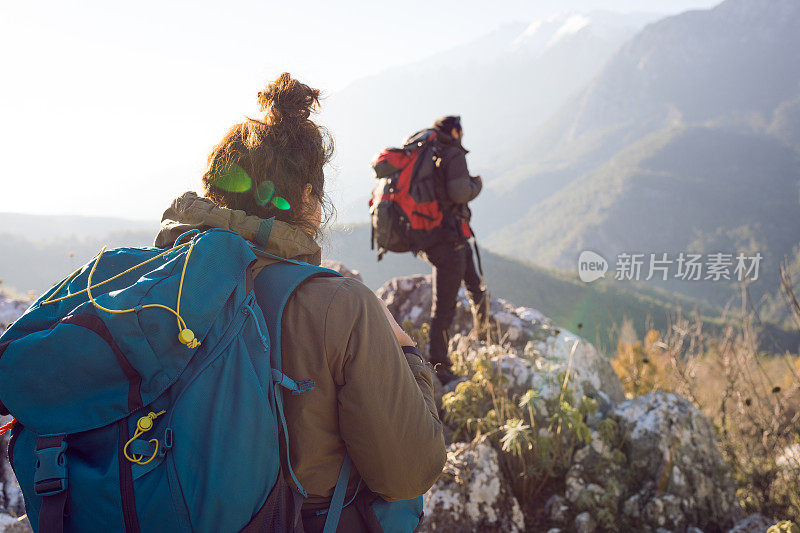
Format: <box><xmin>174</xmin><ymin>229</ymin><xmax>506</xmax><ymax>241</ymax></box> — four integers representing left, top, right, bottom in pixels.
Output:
<box><xmin>257</xmin><ymin>72</ymin><xmax>320</xmax><ymax>124</ymax></box>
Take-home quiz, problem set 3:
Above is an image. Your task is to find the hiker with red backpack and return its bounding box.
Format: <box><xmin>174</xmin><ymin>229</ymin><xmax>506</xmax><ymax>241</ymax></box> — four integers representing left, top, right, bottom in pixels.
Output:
<box><xmin>0</xmin><ymin>73</ymin><xmax>445</xmax><ymax>532</ymax></box>
<box><xmin>370</xmin><ymin>116</ymin><xmax>488</xmax><ymax>385</ymax></box>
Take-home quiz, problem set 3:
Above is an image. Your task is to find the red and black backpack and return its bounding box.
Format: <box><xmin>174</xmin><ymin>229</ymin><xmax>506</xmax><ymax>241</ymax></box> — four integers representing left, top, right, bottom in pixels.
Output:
<box><xmin>369</xmin><ymin>129</ymin><xmax>450</xmax><ymax>259</ymax></box>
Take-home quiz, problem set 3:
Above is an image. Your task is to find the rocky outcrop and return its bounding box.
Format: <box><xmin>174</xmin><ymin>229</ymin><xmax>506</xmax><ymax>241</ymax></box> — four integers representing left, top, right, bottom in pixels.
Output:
<box><xmin>420</xmin><ymin>442</ymin><xmax>525</xmax><ymax>533</ymax></box>
<box><xmin>776</xmin><ymin>443</ymin><xmax>800</xmax><ymax>471</ymax></box>
<box><xmin>767</xmin><ymin>521</ymin><xmax>800</xmax><ymax>533</ymax></box>
<box><xmin>613</xmin><ymin>392</ymin><xmax>741</xmax><ymax>529</ymax></box>
<box><xmin>449</xmin><ymin>332</ymin><xmax>625</xmax><ymax>413</ymax></box>
<box><xmin>0</xmin><ymin>515</ymin><xmax>31</xmax><ymax>533</ymax></box>
<box><xmin>524</xmin><ymin>330</ymin><xmax>625</xmax><ymax>407</ymax></box>
<box><xmin>728</xmin><ymin>514</ymin><xmax>777</xmax><ymax>533</ymax></box>
<box><xmin>376</xmin><ymin>274</ymin><xmax>551</xmax><ymax>349</ymax></box>
<box><xmin>0</xmin><ymin>296</ymin><xmax>29</xmax><ymax>531</ymax></box>
<box><xmin>545</xmin><ymin>392</ymin><xmax>742</xmax><ymax>532</ymax></box>
<box><xmin>374</xmin><ymin>274</ymin><xmax>746</xmax><ymax>532</ymax></box>
<box><xmin>319</xmin><ymin>260</ymin><xmax>363</xmax><ymax>282</ymax></box>
<box><xmin>0</xmin><ymin>294</ymin><xmax>29</xmax><ymax>331</ymax></box>
<box><xmin>0</xmin><ymin>419</ymin><xmax>24</xmax><ymax>520</ymax></box>
<box><xmin>437</xmin><ymin>335</ymin><xmax>742</xmax><ymax>531</ymax></box>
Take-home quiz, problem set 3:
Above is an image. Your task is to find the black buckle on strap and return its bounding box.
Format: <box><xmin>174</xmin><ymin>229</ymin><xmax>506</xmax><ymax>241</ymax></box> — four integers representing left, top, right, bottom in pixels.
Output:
<box><xmin>34</xmin><ymin>441</ymin><xmax>68</xmax><ymax>496</ymax></box>
<box><xmin>293</xmin><ymin>379</ymin><xmax>315</xmax><ymax>395</ymax></box>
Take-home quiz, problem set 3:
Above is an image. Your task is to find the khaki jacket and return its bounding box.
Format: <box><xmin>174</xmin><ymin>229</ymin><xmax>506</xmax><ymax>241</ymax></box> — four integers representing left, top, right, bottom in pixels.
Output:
<box><xmin>155</xmin><ymin>192</ymin><xmax>446</xmax><ymax>509</ymax></box>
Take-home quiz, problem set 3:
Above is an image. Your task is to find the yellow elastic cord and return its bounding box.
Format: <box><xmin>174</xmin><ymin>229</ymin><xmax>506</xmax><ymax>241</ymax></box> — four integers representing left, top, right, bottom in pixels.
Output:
<box><xmin>44</xmin><ymin>265</ymin><xmax>86</xmax><ymax>305</ymax></box>
<box><xmin>175</xmin><ymin>240</ymin><xmax>197</xmax><ymax>345</ymax></box>
<box><xmin>43</xmin><ymin>243</ymin><xmax>192</xmax><ymax>306</ymax></box>
<box><xmin>124</xmin><ymin>410</ymin><xmax>167</xmax><ymax>465</ymax></box>
<box><xmin>77</xmin><ymin>242</ymin><xmax>200</xmax><ymax>349</ymax></box>
<box><xmin>175</xmin><ymin>240</ymin><xmax>199</xmax><ymax>347</ymax></box>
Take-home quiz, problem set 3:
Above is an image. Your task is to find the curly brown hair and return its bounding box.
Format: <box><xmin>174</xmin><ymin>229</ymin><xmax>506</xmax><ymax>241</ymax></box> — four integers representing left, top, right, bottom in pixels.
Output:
<box><xmin>202</xmin><ymin>72</ymin><xmax>334</xmax><ymax>237</ymax></box>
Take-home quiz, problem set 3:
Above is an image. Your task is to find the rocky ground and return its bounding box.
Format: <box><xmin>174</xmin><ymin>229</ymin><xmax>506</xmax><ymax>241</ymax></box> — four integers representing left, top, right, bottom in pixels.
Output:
<box><xmin>0</xmin><ymin>278</ymin><xmax>790</xmax><ymax>532</ymax></box>
<box><xmin>0</xmin><ymin>294</ymin><xmax>31</xmax><ymax>532</ymax></box>
<box><xmin>378</xmin><ymin>274</ymin><xmax>783</xmax><ymax>533</ymax></box>
<box><xmin>0</xmin><ymin>294</ymin><xmax>29</xmax><ymax>332</ymax></box>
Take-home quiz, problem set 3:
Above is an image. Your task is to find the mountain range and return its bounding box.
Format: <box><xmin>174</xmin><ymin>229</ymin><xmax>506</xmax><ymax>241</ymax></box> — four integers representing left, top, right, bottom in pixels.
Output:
<box><xmin>0</xmin><ymin>214</ymin><xmax>720</xmax><ymax>352</ymax></box>
<box><xmin>320</xmin><ymin>10</ymin><xmax>662</xmax><ymax>221</ymax></box>
<box><xmin>477</xmin><ymin>0</ymin><xmax>800</xmax><ymax>325</ymax></box>
<box><xmin>317</xmin><ymin>0</ymin><xmax>800</xmax><ymax>328</ymax></box>
<box><xmin>5</xmin><ymin>213</ymin><xmax>796</xmax><ymax>353</ymax></box>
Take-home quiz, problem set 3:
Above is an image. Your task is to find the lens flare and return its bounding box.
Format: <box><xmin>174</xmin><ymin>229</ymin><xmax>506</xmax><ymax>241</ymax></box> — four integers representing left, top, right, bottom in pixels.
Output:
<box><xmin>254</xmin><ymin>180</ymin><xmax>275</xmax><ymax>206</ymax></box>
<box><xmin>271</xmin><ymin>196</ymin><xmax>291</xmax><ymax>210</ymax></box>
<box><xmin>212</xmin><ymin>163</ymin><xmax>252</xmax><ymax>193</ymax></box>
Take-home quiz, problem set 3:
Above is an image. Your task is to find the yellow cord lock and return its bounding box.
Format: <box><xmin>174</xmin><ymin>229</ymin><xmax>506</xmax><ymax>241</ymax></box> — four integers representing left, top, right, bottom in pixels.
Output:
<box><xmin>178</xmin><ymin>328</ymin><xmax>200</xmax><ymax>348</ymax></box>
<box><xmin>125</xmin><ymin>410</ymin><xmax>167</xmax><ymax>465</ymax></box>
<box><xmin>137</xmin><ymin>415</ymin><xmax>154</xmax><ymax>432</ymax></box>
<box><xmin>178</xmin><ymin>328</ymin><xmax>194</xmax><ymax>345</ymax></box>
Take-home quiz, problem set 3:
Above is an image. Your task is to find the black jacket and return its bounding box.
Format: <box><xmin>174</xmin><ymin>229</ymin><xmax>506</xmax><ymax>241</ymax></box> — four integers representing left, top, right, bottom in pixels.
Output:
<box><xmin>434</xmin><ymin>131</ymin><xmax>482</xmax><ymax>212</ymax></box>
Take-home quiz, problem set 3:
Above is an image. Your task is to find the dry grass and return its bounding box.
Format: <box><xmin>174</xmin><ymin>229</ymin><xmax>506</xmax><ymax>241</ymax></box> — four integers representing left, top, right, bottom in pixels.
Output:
<box><xmin>612</xmin><ymin>268</ymin><xmax>800</xmax><ymax>521</ymax></box>
<box><xmin>0</xmin><ymin>282</ymin><xmax>37</xmax><ymax>302</ymax></box>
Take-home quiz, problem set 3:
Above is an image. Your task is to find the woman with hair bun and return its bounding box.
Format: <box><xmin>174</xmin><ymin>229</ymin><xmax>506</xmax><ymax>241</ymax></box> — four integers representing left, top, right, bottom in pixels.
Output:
<box><xmin>154</xmin><ymin>73</ymin><xmax>446</xmax><ymax>531</ymax></box>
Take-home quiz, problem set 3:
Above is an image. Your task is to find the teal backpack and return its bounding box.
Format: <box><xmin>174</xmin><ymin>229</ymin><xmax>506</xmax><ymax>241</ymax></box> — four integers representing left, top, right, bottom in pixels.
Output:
<box><xmin>0</xmin><ymin>229</ymin><xmax>423</xmax><ymax>533</ymax></box>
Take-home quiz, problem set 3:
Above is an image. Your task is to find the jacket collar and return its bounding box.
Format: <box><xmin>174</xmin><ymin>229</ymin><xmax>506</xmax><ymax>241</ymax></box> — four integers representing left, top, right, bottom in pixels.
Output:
<box><xmin>154</xmin><ymin>191</ymin><xmax>322</xmax><ymax>266</ymax></box>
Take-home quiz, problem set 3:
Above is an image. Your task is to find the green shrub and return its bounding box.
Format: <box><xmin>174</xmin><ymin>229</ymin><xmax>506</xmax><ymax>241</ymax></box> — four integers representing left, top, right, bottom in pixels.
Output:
<box><xmin>441</xmin><ymin>345</ymin><xmax>596</xmax><ymax>506</ymax></box>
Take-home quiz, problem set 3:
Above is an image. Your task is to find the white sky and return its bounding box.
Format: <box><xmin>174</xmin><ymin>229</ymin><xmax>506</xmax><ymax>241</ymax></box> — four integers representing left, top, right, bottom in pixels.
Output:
<box><xmin>0</xmin><ymin>0</ymin><xmax>720</xmax><ymax>221</ymax></box>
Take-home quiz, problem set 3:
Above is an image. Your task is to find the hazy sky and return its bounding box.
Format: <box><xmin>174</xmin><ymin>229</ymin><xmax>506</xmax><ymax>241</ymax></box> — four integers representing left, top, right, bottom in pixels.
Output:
<box><xmin>1</xmin><ymin>0</ymin><xmax>720</xmax><ymax>221</ymax></box>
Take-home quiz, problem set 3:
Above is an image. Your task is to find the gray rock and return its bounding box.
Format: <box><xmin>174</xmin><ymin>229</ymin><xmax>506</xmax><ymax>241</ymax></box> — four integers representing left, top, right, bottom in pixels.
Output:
<box><xmin>0</xmin><ymin>417</ymin><xmax>24</xmax><ymax>518</ymax></box>
<box><xmin>775</xmin><ymin>443</ymin><xmax>800</xmax><ymax>471</ymax></box>
<box><xmin>546</xmin><ymin>494</ymin><xmax>570</xmax><ymax>524</ymax></box>
<box><xmin>612</xmin><ymin>392</ymin><xmax>741</xmax><ymax>530</ymax></box>
<box><xmin>420</xmin><ymin>441</ymin><xmax>525</xmax><ymax>532</ymax></box>
<box><xmin>574</xmin><ymin>511</ymin><xmax>597</xmax><ymax>533</ymax></box>
<box><xmin>727</xmin><ymin>513</ymin><xmax>775</xmax><ymax>533</ymax></box>
<box><xmin>375</xmin><ymin>274</ymin><xmax>552</xmax><ymax>349</ymax></box>
<box><xmin>524</xmin><ymin>331</ymin><xmax>626</xmax><ymax>408</ymax></box>
<box><xmin>319</xmin><ymin>260</ymin><xmax>363</xmax><ymax>282</ymax></box>
<box><xmin>446</xmin><ymin>332</ymin><xmax>625</xmax><ymax>416</ymax></box>
<box><xmin>0</xmin><ymin>296</ymin><xmax>35</xmax><ymax>528</ymax></box>
<box><xmin>0</xmin><ymin>293</ymin><xmax>29</xmax><ymax>331</ymax></box>
<box><xmin>550</xmin><ymin>392</ymin><xmax>742</xmax><ymax>532</ymax></box>
<box><xmin>0</xmin><ymin>514</ymin><xmax>31</xmax><ymax>533</ymax></box>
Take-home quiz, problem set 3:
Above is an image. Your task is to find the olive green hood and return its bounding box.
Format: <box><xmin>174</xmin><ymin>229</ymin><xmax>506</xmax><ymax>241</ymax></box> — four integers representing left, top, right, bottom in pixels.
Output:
<box><xmin>154</xmin><ymin>191</ymin><xmax>321</xmax><ymax>266</ymax></box>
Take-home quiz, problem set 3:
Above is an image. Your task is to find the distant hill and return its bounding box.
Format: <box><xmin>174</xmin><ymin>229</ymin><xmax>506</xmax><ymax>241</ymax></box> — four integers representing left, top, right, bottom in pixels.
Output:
<box><xmin>488</xmin><ymin>0</ymin><xmax>800</xmax><ymax>191</ymax></box>
<box><xmin>0</xmin><ymin>212</ymin><xmax>157</xmax><ymax>240</ymax></box>
<box><xmin>0</xmin><ymin>231</ymin><xmax>154</xmax><ymax>296</ymax></box>
<box><xmin>481</xmin><ymin>0</ymin><xmax>800</xmax><ymax>324</ymax></box>
<box><xmin>324</xmin><ymin>224</ymin><xmax>779</xmax><ymax>353</ymax></box>
<box><xmin>3</xmin><ymin>214</ymin><xmax>795</xmax><ymax>353</ymax></box>
<box><xmin>488</xmin><ymin>126</ymin><xmax>800</xmax><ymax>309</ymax></box>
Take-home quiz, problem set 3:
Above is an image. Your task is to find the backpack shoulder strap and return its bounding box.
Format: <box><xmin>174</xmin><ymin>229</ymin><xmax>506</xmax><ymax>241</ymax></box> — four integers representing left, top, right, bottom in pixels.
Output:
<box><xmin>322</xmin><ymin>455</ymin><xmax>353</xmax><ymax>533</ymax></box>
<box><xmin>403</xmin><ymin>128</ymin><xmax>437</xmax><ymax>149</ymax></box>
<box><xmin>251</xmin><ymin>257</ymin><xmax>340</xmax><ymax>498</ymax></box>
<box><xmin>252</xmin><ymin>258</ymin><xmax>341</xmax><ymax>371</ymax></box>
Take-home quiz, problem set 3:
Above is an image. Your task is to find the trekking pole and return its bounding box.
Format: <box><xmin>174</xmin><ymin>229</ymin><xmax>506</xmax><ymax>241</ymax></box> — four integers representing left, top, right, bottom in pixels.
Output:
<box><xmin>468</xmin><ymin>224</ymin><xmax>493</xmax><ymax>344</ymax></box>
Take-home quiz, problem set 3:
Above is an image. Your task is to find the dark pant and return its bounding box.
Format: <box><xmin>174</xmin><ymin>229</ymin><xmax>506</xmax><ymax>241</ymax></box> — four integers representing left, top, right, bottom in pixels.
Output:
<box><xmin>423</xmin><ymin>240</ymin><xmax>485</xmax><ymax>369</ymax></box>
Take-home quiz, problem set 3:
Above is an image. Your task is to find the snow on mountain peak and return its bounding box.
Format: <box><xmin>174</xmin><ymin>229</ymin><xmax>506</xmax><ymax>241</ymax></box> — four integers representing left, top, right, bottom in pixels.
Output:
<box><xmin>547</xmin><ymin>13</ymin><xmax>592</xmax><ymax>47</ymax></box>
<box><xmin>511</xmin><ymin>11</ymin><xmax>662</xmax><ymax>55</ymax></box>
<box><xmin>512</xmin><ymin>12</ymin><xmax>592</xmax><ymax>54</ymax></box>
